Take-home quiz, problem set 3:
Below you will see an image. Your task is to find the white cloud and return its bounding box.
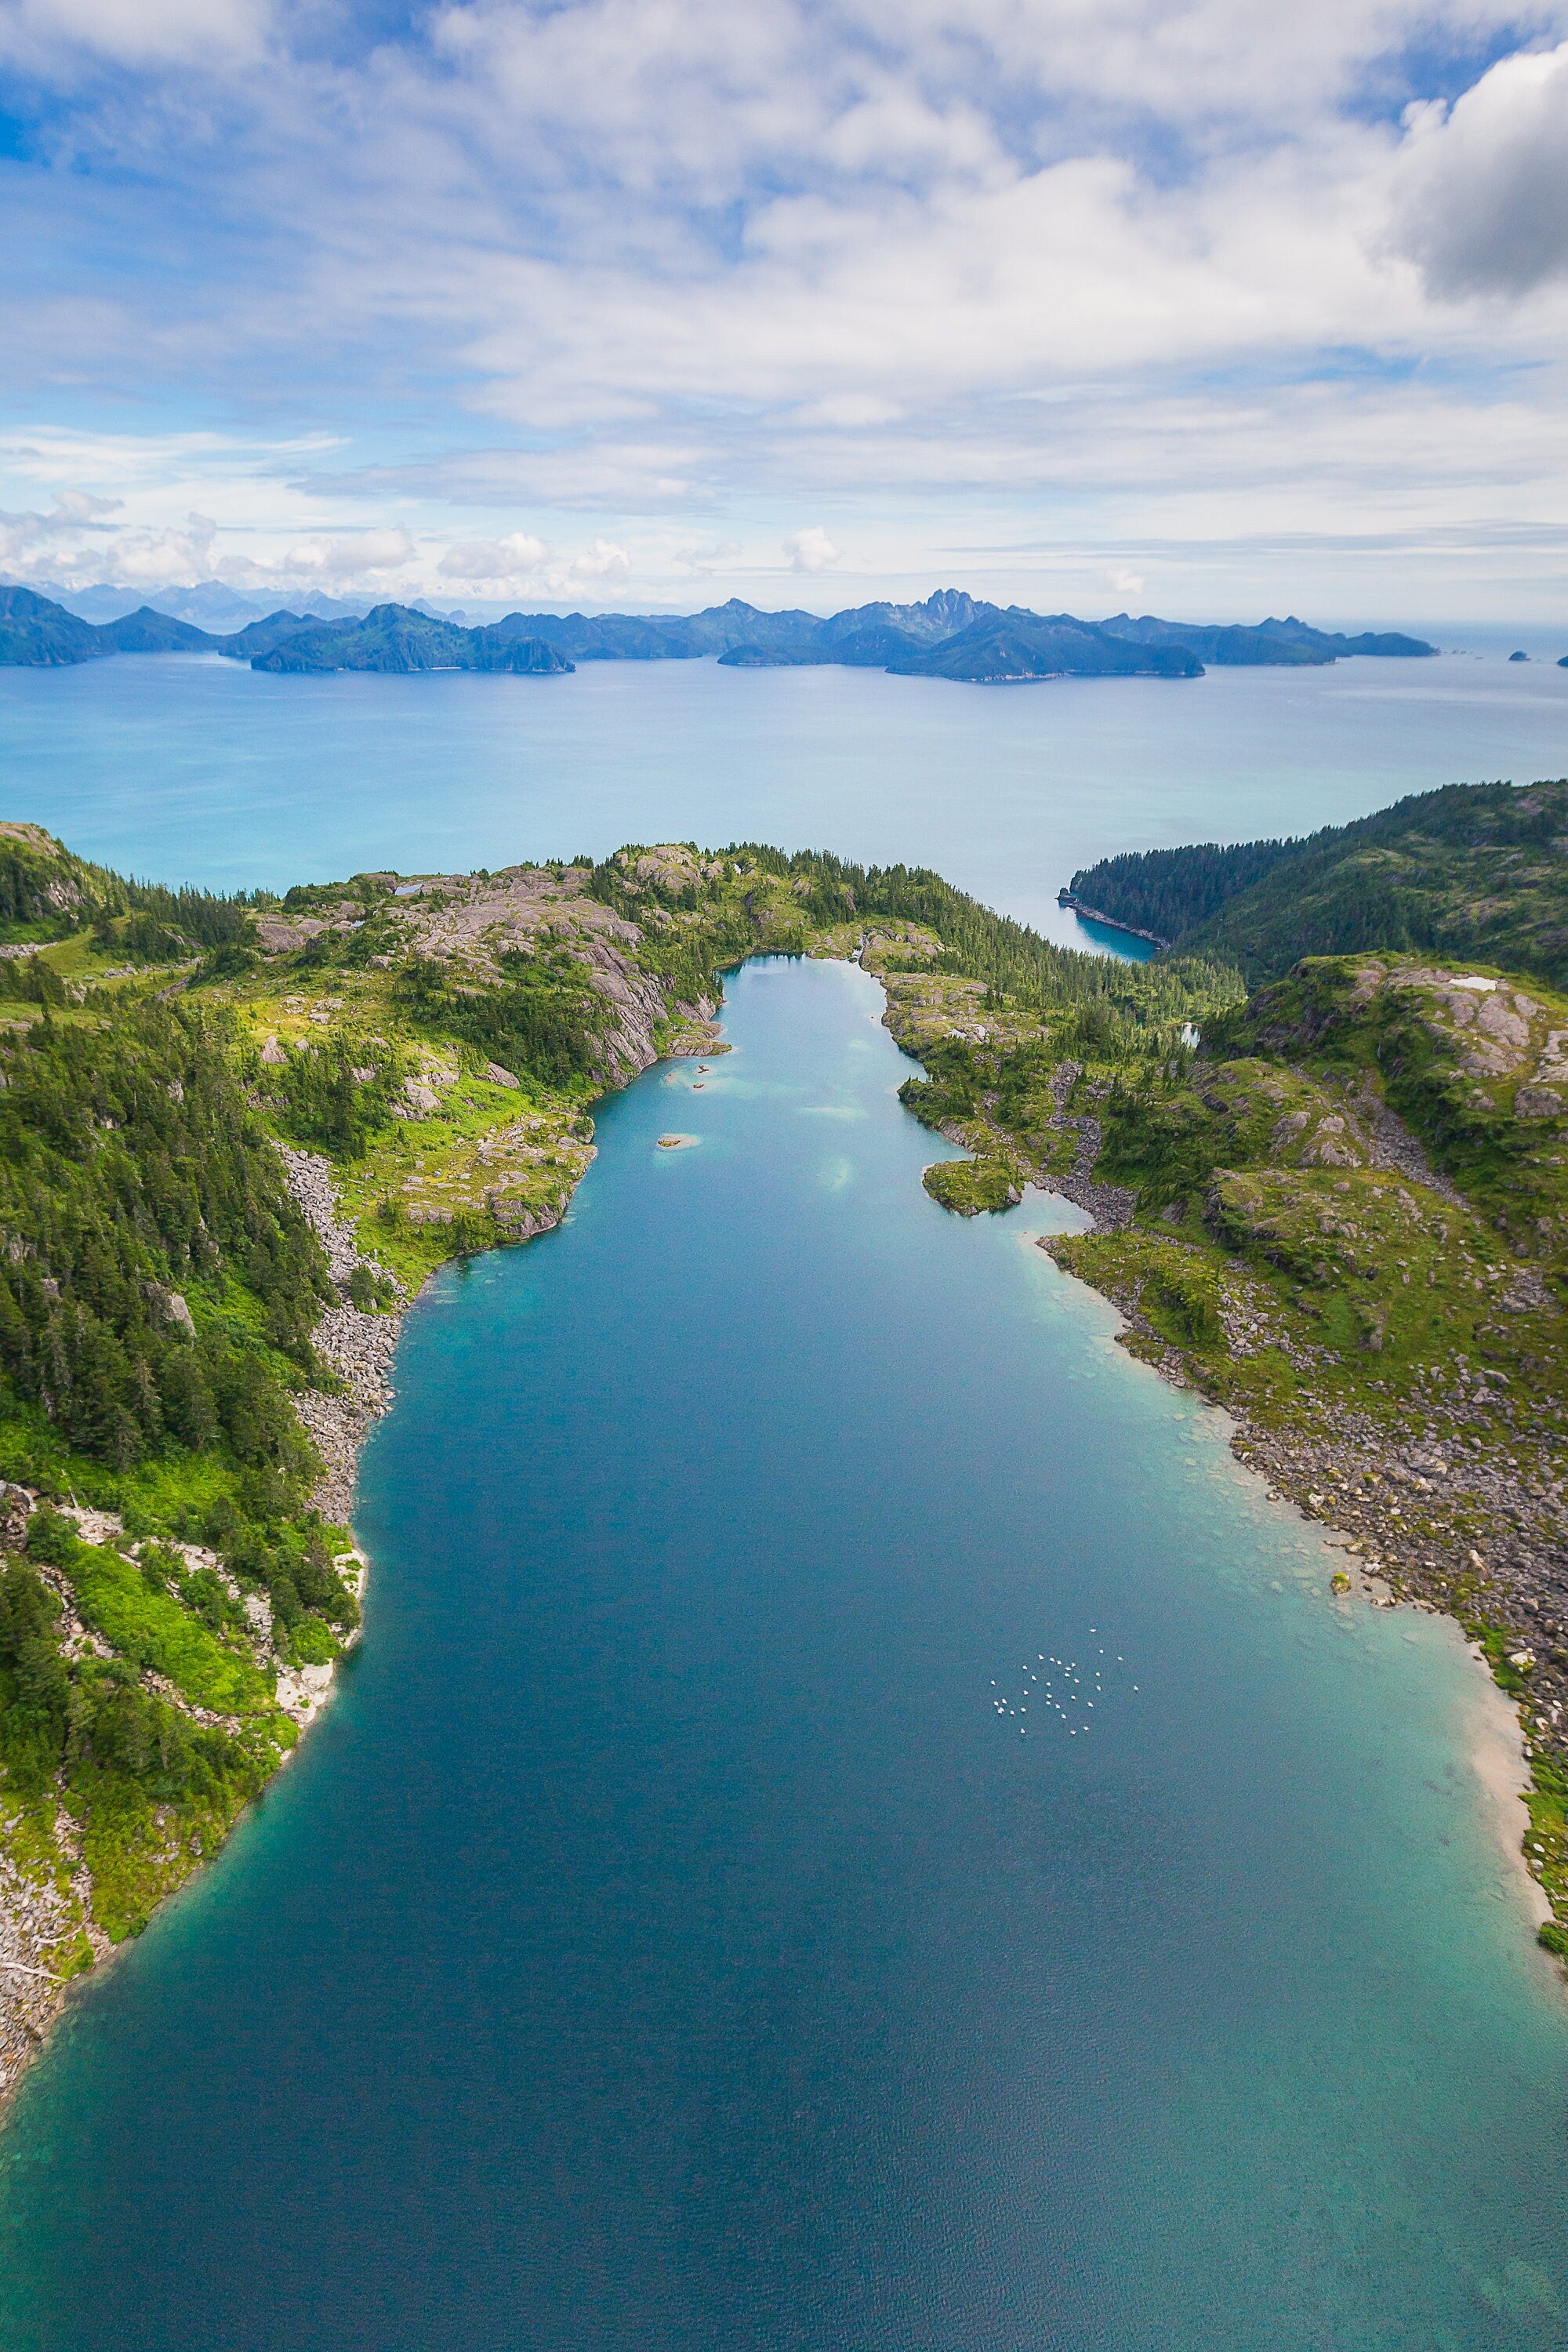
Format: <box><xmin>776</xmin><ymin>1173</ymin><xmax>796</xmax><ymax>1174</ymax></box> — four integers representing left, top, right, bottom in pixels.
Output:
<box><xmin>437</xmin><ymin>530</ymin><xmax>550</xmax><ymax>579</ymax></box>
<box><xmin>787</xmin><ymin>395</ymin><xmax>903</xmax><ymax>429</ymax></box>
<box><xmin>97</xmin><ymin>512</ymin><xmax>220</xmax><ymax>588</ymax></box>
<box><xmin>0</xmin><ymin>0</ymin><xmax>267</xmax><ymax>70</ymax></box>
<box><xmin>1392</xmin><ymin>41</ymin><xmax>1568</xmax><ymax>299</ymax></box>
<box><xmin>0</xmin><ymin>489</ymin><xmax>119</xmax><ymax>572</ymax></box>
<box><xmin>0</xmin><ymin>506</ymin><xmax>225</xmax><ymax>592</ymax></box>
<box><xmin>396</xmin><ymin>529</ymin><xmax>633</xmax><ymax>604</ymax></box>
<box><xmin>573</xmin><ymin>538</ymin><xmax>632</xmax><ymax>579</ymax></box>
<box><xmin>674</xmin><ymin>539</ymin><xmax>742</xmax><ymax>572</ymax></box>
<box><xmin>283</xmin><ymin>529</ymin><xmax>417</xmax><ymax>583</ymax></box>
<box><xmin>785</xmin><ymin>526</ymin><xmax>840</xmax><ymax>574</ymax></box>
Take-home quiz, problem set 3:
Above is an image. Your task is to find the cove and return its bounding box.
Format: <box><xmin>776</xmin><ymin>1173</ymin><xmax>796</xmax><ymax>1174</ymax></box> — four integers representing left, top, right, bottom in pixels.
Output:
<box><xmin>2</xmin><ymin>955</ymin><xmax>1567</xmax><ymax>2349</ymax></box>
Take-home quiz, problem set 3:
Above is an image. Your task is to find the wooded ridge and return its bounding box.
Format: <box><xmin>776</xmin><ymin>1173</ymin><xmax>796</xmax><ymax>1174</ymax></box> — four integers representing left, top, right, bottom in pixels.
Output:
<box><xmin>1069</xmin><ymin>779</ymin><xmax>1568</xmax><ymax>986</ymax></box>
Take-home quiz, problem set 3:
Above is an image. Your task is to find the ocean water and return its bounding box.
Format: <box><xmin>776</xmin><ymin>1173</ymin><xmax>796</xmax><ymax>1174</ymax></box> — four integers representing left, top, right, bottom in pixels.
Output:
<box><xmin>1</xmin><ymin>956</ymin><xmax>1564</xmax><ymax>2350</ymax></box>
<box><xmin>0</xmin><ymin>647</ymin><xmax>1565</xmax><ymax>942</ymax></box>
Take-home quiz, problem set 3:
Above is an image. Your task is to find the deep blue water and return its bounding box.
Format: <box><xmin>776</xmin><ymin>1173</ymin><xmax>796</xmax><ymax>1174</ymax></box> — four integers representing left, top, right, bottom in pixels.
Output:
<box><xmin>2</xmin><ymin>957</ymin><xmax>1565</xmax><ymax>2350</ymax></box>
<box><xmin>0</xmin><ymin>648</ymin><xmax>1565</xmax><ymax>942</ymax></box>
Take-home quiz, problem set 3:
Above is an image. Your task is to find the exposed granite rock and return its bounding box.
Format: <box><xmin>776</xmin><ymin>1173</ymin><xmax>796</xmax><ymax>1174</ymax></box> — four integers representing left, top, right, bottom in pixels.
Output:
<box><xmin>371</xmin><ymin>866</ymin><xmax>701</xmax><ymax>1089</ymax></box>
<box><xmin>277</xmin><ymin>1144</ymin><xmax>405</xmax><ymax>1526</ymax></box>
<box><xmin>1031</xmin><ymin>1062</ymin><xmax>1138</xmax><ymax>1231</ymax></box>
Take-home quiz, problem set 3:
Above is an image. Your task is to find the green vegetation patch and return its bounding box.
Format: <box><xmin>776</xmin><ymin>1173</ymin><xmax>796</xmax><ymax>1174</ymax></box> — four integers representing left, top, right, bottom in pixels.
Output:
<box><xmin>1054</xmin><ymin>1229</ymin><xmax>1226</xmax><ymax>1350</ymax></box>
<box><xmin>1234</xmin><ymin>954</ymin><xmax>1568</xmax><ymax>1269</ymax></box>
<box><xmin>70</xmin><ymin>1691</ymin><xmax>289</xmax><ymax>1941</ymax></box>
<box><xmin>394</xmin><ymin>949</ymin><xmax>610</xmax><ymax>1091</ymax></box>
<box><xmin>66</xmin><ymin>1541</ymin><xmax>272</xmax><ymax>1715</ymax></box>
<box><xmin>0</xmin><ymin>1552</ymin><xmax>292</xmax><ymax>1944</ymax></box>
<box><xmin>922</xmin><ymin>1157</ymin><xmax>1020</xmax><ymax>1215</ymax></box>
<box><xmin>1210</xmin><ymin>1165</ymin><xmax>1486</xmax><ymax>1359</ymax></box>
<box><xmin>1097</xmin><ymin>1056</ymin><xmax>1372</xmax><ymax>1214</ymax></box>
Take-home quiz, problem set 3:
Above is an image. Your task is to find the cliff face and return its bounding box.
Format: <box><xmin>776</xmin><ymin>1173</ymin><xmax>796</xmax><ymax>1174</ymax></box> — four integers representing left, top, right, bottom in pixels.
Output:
<box><xmin>359</xmin><ymin>862</ymin><xmax>691</xmax><ymax>1084</ymax></box>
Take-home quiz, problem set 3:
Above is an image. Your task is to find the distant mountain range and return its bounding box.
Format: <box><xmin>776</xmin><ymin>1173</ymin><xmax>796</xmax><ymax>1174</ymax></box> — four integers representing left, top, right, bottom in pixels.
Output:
<box><xmin>0</xmin><ymin>584</ymin><xmax>1436</xmax><ymax>683</ymax></box>
<box><xmin>27</xmin><ymin>580</ymin><xmax>384</xmax><ymax>628</ymax></box>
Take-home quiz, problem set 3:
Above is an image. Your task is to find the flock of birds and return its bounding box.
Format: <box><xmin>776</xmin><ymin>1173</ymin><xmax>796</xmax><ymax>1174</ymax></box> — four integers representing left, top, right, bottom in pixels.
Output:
<box><xmin>991</xmin><ymin>1633</ymin><xmax>1138</xmax><ymax>1737</ymax></box>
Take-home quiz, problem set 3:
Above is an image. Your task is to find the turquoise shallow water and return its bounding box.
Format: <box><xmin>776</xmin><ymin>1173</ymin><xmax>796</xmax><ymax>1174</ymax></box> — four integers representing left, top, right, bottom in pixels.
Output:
<box><xmin>1</xmin><ymin>956</ymin><xmax>1565</xmax><ymax>2349</ymax></box>
<box><xmin>0</xmin><ymin>648</ymin><xmax>1565</xmax><ymax>941</ymax></box>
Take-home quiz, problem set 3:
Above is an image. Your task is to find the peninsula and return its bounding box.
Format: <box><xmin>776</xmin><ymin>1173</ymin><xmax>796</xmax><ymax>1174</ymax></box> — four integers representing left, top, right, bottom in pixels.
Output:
<box><xmin>0</xmin><ymin>584</ymin><xmax>1436</xmax><ymax>684</ymax></box>
<box><xmin>0</xmin><ymin>788</ymin><xmax>1563</xmax><ymax>2103</ymax></box>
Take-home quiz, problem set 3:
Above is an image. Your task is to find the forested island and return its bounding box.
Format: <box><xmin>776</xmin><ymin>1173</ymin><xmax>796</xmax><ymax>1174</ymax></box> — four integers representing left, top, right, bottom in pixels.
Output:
<box><xmin>0</xmin><ymin>584</ymin><xmax>1435</xmax><ymax>684</ymax></box>
<box><xmin>0</xmin><ymin>784</ymin><xmax>1565</xmax><ymax>2100</ymax></box>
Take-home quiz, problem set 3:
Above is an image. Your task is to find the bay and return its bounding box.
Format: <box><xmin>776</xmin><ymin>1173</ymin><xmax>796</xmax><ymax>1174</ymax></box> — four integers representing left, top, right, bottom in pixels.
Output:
<box><xmin>0</xmin><ymin>648</ymin><xmax>1566</xmax><ymax>943</ymax></box>
<box><xmin>1</xmin><ymin>956</ymin><xmax>1565</xmax><ymax>2350</ymax></box>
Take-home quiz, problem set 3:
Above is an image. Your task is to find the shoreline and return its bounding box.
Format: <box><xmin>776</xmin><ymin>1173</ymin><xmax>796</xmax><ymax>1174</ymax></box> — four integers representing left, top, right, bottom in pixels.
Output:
<box><xmin>1465</xmin><ymin>1653</ymin><xmax>1553</xmax><ymax>1929</ymax></box>
<box><xmin>0</xmin><ymin>1167</ymin><xmax>579</xmax><ymax>2110</ymax></box>
<box><xmin>1025</xmin><ymin>1187</ymin><xmax>1564</xmax><ymax>1951</ymax></box>
<box><xmin>1054</xmin><ymin>892</ymin><xmax>1171</xmax><ymax>951</ymax></box>
<box><xmin>1020</xmin><ymin>1199</ymin><xmax>1568</xmax><ymax>1952</ymax></box>
<box><xmin>844</xmin><ymin>937</ymin><xmax>1567</xmax><ymax>1961</ymax></box>
<box><xmin>0</xmin><ymin>847</ymin><xmax>742</xmax><ymax>2114</ymax></box>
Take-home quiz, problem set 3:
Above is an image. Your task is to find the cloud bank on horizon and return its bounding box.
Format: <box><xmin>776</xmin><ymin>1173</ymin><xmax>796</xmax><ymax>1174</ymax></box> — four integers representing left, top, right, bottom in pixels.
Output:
<box><xmin>1</xmin><ymin>0</ymin><xmax>1567</xmax><ymax>620</ymax></box>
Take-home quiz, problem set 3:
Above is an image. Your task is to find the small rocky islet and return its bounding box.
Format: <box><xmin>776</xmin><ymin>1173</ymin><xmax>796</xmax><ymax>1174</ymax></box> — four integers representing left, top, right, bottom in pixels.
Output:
<box><xmin>0</xmin><ymin>782</ymin><xmax>1566</xmax><ymax>2099</ymax></box>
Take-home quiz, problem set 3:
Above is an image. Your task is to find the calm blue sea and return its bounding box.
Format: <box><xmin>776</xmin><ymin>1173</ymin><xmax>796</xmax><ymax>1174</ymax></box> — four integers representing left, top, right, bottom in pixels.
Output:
<box><xmin>0</xmin><ymin>655</ymin><xmax>1566</xmax><ymax>2344</ymax></box>
<box><xmin>0</xmin><ymin>647</ymin><xmax>1564</xmax><ymax>942</ymax></box>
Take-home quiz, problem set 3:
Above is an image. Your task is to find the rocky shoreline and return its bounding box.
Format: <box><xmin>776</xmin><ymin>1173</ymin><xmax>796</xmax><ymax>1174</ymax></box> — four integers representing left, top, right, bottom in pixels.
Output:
<box><xmin>858</xmin><ymin>942</ymin><xmax>1568</xmax><ymax>1936</ymax></box>
<box><xmin>1022</xmin><ymin>1167</ymin><xmax>1568</xmax><ymax>1925</ymax></box>
<box><xmin>1016</xmin><ymin>1059</ymin><xmax>1568</xmax><ymax>1732</ymax></box>
<box><xmin>1054</xmin><ymin>891</ymin><xmax>1172</xmax><ymax>952</ymax></box>
<box><xmin>0</xmin><ymin>980</ymin><xmax>721</xmax><ymax>2110</ymax></box>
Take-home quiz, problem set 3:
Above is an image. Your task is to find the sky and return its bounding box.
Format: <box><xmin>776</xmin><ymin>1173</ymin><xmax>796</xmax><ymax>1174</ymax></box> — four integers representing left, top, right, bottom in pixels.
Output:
<box><xmin>2</xmin><ymin>0</ymin><xmax>1567</xmax><ymax>623</ymax></box>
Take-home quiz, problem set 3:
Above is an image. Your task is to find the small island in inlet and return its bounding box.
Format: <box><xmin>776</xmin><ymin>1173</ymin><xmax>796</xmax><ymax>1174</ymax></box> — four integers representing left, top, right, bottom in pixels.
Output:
<box><xmin>0</xmin><ymin>781</ymin><xmax>1564</xmax><ymax>2100</ymax></box>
